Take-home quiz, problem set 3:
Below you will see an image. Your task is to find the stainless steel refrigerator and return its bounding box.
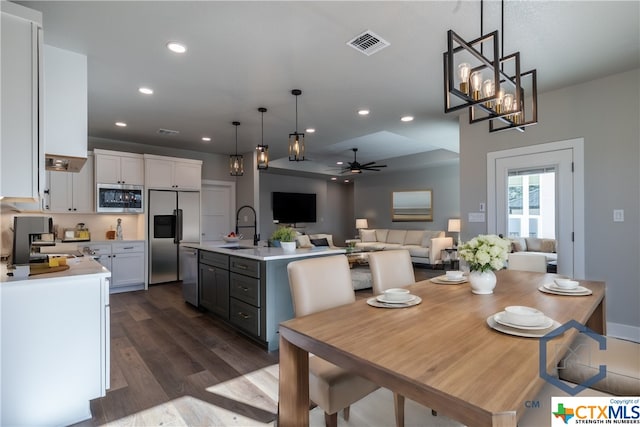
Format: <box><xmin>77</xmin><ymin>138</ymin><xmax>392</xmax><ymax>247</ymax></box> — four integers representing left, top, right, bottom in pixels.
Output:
<box><xmin>148</xmin><ymin>190</ymin><xmax>200</xmax><ymax>284</ymax></box>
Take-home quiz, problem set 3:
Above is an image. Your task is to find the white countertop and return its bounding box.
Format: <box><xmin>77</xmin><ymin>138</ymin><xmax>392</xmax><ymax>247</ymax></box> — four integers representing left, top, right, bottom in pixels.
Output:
<box><xmin>1</xmin><ymin>256</ymin><xmax>110</xmax><ymax>284</ymax></box>
<box><xmin>182</xmin><ymin>242</ymin><xmax>346</xmax><ymax>261</ymax></box>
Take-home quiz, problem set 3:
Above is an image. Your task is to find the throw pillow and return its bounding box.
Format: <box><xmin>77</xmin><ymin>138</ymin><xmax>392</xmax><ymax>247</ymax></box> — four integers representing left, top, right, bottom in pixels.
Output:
<box><xmin>375</xmin><ymin>229</ymin><xmax>389</xmax><ymax>242</ymax></box>
<box><xmin>511</xmin><ymin>237</ymin><xmax>527</xmax><ymax>252</ymax></box>
<box><xmin>296</xmin><ymin>234</ymin><xmax>313</xmax><ymax>248</ymax></box>
<box><xmin>404</xmin><ymin>230</ymin><xmax>424</xmax><ymax>245</ymax></box>
<box><xmin>361</xmin><ymin>229</ymin><xmax>377</xmax><ymax>242</ymax></box>
<box><xmin>540</xmin><ymin>239</ymin><xmax>556</xmax><ymax>253</ymax></box>
<box><xmin>387</xmin><ymin>230</ymin><xmax>407</xmax><ymax>244</ymax></box>
<box><xmin>525</xmin><ymin>237</ymin><xmax>542</xmax><ymax>252</ymax></box>
<box><xmin>310</xmin><ymin>237</ymin><xmax>329</xmax><ymax>247</ymax></box>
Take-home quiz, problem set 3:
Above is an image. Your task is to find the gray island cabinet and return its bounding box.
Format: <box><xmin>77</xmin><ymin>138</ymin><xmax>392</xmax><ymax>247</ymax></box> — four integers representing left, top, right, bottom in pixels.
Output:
<box><xmin>186</xmin><ymin>244</ymin><xmax>346</xmax><ymax>351</ymax></box>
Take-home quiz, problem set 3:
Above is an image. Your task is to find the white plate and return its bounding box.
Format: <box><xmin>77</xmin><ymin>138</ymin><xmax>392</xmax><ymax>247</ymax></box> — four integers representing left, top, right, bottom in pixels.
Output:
<box><xmin>430</xmin><ymin>275</ymin><xmax>467</xmax><ymax>284</ymax></box>
<box><xmin>487</xmin><ymin>315</ymin><xmax>562</xmax><ymax>338</ymax></box>
<box><xmin>543</xmin><ymin>283</ymin><xmax>591</xmax><ymax>294</ymax></box>
<box><xmin>493</xmin><ymin>312</ymin><xmax>553</xmax><ymax>330</ymax></box>
<box><xmin>376</xmin><ymin>294</ymin><xmax>417</xmax><ymax>304</ymax></box>
<box><xmin>367</xmin><ymin>296</ymin><xmax>422</xmax><ymax>308</ymax></box>
<box><xmin>538</xmin><ymin>286</ymin><xmax>592</xmax><ymax>296</ymax></box>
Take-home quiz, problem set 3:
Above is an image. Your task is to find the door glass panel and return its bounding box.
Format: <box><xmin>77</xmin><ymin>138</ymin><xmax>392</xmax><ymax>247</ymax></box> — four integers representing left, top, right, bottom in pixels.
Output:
<box><xmin>507</xmin><ymin>168</ymin><xmax>556</xmax><ymax>239</ymax></box>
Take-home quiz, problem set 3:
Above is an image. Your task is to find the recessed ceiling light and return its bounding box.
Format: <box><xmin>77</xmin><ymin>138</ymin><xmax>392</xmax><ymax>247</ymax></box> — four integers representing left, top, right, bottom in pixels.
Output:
<box><xmin>401</xmin><ymin>116</ymin><xmax>414</xmax><ymax>122</ymax></box>
<box><xmin>306</xmin><ymin>128</ymin><xmax>316</xmax><ymax>133</ymax></box>
<box><xmin>167</xmin><ymin>42</ymin><xmax>187</xmax><ymax>54</ymax></box>
<box><xmin>358</xmin><ymin>109</ymin><xmax>370</xmax><ymax>116</ymax></box>
<box><xmin>331</xmin><ymin>177</ymin><xmax>337</xmax><ymax>181</ymax></box>
<box><xmin>202</xmin><ymin>137</ymin><xmax>211</xmax><ymax>142</ymax></box>
<box><xmin>138</xmin><ymin>87</ymin><xmax>153</xmax><ymax>95</ymax></box>
<box><xmin>115</xmin><ymin>122</ymin><xmax>127</xmax><ymax>127</ymax></box>
<box><xmin>336</xmin><ymin>161</ymin><xmax>344</xmax><ymax>165</ymax></box>
<box><xmin>344</xmin><ymin>179</ymin><xmax>350</xmax><ymax>183</ymax></box>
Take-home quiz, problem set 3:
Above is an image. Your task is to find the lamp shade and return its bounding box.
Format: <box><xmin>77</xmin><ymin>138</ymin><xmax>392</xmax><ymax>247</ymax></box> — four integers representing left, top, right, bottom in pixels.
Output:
<box><xmin>355</xmin><ymin>218</ymin><xmax>368</xmax><ymax>229</ymax></box>
<box><xmin>448</xmin><ymin>218</ymin><xmax>461</xmax><ymax>233</ymax></box>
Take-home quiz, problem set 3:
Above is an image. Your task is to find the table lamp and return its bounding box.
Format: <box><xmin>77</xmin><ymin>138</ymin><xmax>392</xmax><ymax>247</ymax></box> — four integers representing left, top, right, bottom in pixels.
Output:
<box><xmin>355</xmin><ymin>218</ymin><xmax>368</xmax><ymax>239</ymax></box>
<box><xmin>448</xmin><ymin>218</ymin><xmax>461</xmax><ymax>247</ymax></box>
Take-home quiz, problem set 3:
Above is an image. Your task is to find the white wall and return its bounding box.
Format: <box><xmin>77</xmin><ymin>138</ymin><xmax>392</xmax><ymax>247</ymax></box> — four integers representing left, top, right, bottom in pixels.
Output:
<box><xmin>459</xmin><ymin>68</ymin><xmax>640</xmax><ymax>337</ymax></box>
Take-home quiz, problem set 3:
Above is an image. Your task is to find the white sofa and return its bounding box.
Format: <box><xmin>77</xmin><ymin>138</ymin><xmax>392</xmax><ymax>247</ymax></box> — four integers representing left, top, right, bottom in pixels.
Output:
<box><xmin>354</xmin><ymin>229</ymin><xmax>453</xmax><ymax>266</ymax></box>
<box><xmin>510</xmin><ymin>237</ymin><xmax>557</xmax><ymax>263</ymax></box>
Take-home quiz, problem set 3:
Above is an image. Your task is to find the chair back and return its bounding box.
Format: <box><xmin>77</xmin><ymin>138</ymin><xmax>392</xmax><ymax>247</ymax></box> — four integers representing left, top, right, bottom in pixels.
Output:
<box><xmin>507</xmin><ymin>252</ymin><xmax>548</xmax><ymax>273</ymax></box>
<box><xmin>368</xmin><ymin>250</ymin><xmax>415</xmax><ymax>295</ymax></box>
<box><xmin>287</xmin><ymin>255</ymin><xmax>355</xmax><ymax>317</ymax></box>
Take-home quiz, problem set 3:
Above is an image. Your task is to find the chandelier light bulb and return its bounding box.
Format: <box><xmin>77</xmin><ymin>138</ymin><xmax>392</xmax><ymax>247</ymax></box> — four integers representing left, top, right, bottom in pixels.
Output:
<box><xmin>470</xmin><ymin>71</ymin><xmax>483</xmax><ymax>100</ymax></box>
<box><xmin>495</xmin><ymin>88</ymin><xmax>505</xmax><ymax>114</ymax></box>
<box><xmin>483</xmin><ymin>79</ymin><xmax>495</xmax><ymax>107</ymax></box>
<box><xmin>457</xmin><ymin>63</ymin><xmax>471</xmax><ymax>94</ymax></box>
<box><xmin>503</xmin><ymin>93</ymin><xmax>514</xmax><ymax>113</ymax></box>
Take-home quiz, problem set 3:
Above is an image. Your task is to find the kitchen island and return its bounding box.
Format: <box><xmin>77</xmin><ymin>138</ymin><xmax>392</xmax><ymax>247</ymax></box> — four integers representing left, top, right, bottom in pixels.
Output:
<box><xmin>1</xmin><ymin>256</ymin><xmax>110</xmax><ymax>426</ymax></box>
<box><xmin>182</xmin><ymin>243</ymin><xmax>345</xmax><ymax>351</ymax></box>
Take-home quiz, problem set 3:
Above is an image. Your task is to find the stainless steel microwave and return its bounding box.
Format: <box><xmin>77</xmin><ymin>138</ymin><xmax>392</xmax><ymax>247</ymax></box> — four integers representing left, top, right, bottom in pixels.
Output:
<box><xmin>96</xmin><ymin>183</ymin><xmax>144</xmax><ymax>213</ymax></box>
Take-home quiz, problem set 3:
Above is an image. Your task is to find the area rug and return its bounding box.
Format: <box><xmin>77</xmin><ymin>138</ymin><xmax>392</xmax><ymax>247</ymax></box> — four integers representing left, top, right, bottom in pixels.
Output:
<box><xmin>103</xmin><ymin>364</ymin><xmax>464</xmax><ymax>426</ymax></box>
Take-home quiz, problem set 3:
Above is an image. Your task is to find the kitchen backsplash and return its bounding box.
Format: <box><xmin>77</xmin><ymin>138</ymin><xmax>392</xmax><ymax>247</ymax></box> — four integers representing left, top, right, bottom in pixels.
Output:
<box><xmin>0</xmin><ymin>207</ymin><xmax>145</xmax><ymax>256</ymax></box>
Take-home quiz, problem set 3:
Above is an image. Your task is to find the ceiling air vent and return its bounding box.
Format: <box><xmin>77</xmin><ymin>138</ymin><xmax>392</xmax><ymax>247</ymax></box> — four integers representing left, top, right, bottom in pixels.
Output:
<box><xmin>347</xmin><ymin>30</ymin><xmax>390</xmax><ymax>56</ymax></box>
<box><xmin>157</xmin><ymin>128</ymin><xmax>180</xmax><ymax>136</ymax></box>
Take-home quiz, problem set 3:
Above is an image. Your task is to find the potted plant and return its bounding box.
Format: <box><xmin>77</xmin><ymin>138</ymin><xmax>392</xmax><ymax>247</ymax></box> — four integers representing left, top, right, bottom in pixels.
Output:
<box><xmin>270</xmin><ymin>226</ymin><xmax>297</xmax><ymax>252</ymax></box>
<box><xmin>458</xmin><ymin>234</ymin><xmax>510</xmax><ymax>294</ymax></box>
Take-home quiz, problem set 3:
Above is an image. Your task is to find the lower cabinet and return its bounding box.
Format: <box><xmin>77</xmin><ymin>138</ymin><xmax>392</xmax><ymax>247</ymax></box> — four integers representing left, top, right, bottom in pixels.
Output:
<box><xmin>84</xmin><ymin>241</ymin><xmax>145</xmax><ymax>293</ymax></box>
<box><xmin>199</xmin><ymin>251</ymin><xmax>229</xmax><ymax>318</ymax></box>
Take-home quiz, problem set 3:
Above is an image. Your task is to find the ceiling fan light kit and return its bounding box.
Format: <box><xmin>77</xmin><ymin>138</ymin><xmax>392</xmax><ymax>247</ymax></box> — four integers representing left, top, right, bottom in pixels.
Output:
<box><xmin>443</xmin><ymin>0</ymin><xmax>538</xmax><ymax>133</ymax></box>
<box><xmin>288</xmin><ymin>89</ymin><xmax>305</xmax><ymax>162</ymax></box>
<box><xmin>229</xmin><ymin>121</ymin><xmax>244</xmax><ymax>176</ymax></box>
<box><xmin>256</xmin><ymin>107</ymin><xmax>269</xmax><ymax>170</ymax></box>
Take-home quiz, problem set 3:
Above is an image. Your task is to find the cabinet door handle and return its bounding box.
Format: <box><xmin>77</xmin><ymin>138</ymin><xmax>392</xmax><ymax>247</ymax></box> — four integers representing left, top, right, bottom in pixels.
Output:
<box><xmin>238</xmin><ymin>312</ymin><xmax>250</xmax><ymax>320</ymax></box>
<box><xmin>240</xmin><ymin>286</ymin><xmax>249</xmax><ymax>292</ymax></box>
<box><xmin>122</xmin><ymin>246</ymin><xmax>134</xmax><ymax>250</ymax></box>
<box><xmin>208</xmin><ymin>267</ymin><xmax>214</xmax><ymax>272</ymax></box>
<box><xmin>234</xmin><ymin>264</ymin><xmax>248</xmax><ymax>270</ymax></box>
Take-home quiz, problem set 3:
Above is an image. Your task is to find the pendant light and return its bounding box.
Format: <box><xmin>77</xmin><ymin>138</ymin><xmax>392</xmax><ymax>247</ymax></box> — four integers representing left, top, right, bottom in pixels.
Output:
<box><xmin>288</xmin><ymin>89</ymin><xmax>305</xmax><ymax>161</ymax></box>
<box><xmin>229</xmin><ymin>121</ymin><xmax>243</xmax><ymax>176</ymax></box>
<box><xmin>256</xmin><ymin>107</ymin><xmax>269</xmax><ymax>170</ymax></box>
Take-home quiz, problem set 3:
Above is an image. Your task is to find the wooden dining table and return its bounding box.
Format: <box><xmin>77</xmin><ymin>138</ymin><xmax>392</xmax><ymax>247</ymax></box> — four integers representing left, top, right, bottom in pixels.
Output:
<box><xmin>278</xmin><ymin>269</ymin><xmax>606</xmax><ymax>427</ymax></box>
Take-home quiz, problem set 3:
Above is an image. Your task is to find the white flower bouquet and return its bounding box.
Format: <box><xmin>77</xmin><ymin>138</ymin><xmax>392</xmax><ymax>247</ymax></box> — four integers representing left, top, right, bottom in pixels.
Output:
<box><xmin>458</xmin><ymin>234</ymin><xmax>510</xmax><ymax>272</ymax></box>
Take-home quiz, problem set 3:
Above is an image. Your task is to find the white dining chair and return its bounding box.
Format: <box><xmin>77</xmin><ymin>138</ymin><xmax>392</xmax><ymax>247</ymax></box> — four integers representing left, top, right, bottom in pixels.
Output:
<box><xmin>507</xmin><ymin>252</ymin><xmax>548</xmax><ymax>273</ymax></box>
<box><xmin>367</xmin><ymin>250</ymin><xmax>415</xmax><ymax>296</ymax></box>
<box><xmin>287</xmin><ymin>255</ymin><xmax>405</xmax><ymax>427</ymax></box>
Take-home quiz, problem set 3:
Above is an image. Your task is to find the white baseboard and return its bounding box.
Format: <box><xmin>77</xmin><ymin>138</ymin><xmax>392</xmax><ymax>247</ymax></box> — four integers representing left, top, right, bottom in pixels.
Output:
<box><xmin>607</xmin><ymin>322</ymin><xmax>640</xmax><ymax>343</ymax></box>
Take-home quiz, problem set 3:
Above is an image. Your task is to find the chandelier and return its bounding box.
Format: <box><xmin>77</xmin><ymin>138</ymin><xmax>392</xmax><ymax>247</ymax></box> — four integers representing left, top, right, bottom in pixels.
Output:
<box><xmin>229</xmin><ymin>121</ymin><xmax>243</xmax><ymax>176</ymax></box>
<box><xmin>288</xmin><ymin>89</ymin><xmax>305</xmax><ymax>161</ymax></box>
<box><xmin>256</xmin><ymin>107</ymin><xmax>269</xmax><ymax>170</ymax></box>
<box><xmin>443</xmin><ymin>0</ymin><xmax>537</xmax><ymax>132</ymax></box>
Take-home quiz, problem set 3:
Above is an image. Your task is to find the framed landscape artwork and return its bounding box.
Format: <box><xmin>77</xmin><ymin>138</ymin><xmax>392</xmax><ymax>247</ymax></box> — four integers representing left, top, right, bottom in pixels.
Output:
<box><xmin>392</xmin><ymin>190</ymin><xmax>433</xmax><ymax>222</ymax></box>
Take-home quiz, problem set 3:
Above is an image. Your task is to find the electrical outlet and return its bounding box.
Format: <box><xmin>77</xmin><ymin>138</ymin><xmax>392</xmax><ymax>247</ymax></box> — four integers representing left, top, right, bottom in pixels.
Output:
<box><xmin>613</xmin><ymin>209</ymin><xmax>624</xmax><ymax>222</ymax></box>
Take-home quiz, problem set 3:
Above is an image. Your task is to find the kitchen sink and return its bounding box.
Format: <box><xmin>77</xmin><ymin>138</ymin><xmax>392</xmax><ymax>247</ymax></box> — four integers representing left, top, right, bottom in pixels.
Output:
<box><xmin>226</xmin><ymin>246</ymin><xmax>255</xmax><ymax>250</ymax></box>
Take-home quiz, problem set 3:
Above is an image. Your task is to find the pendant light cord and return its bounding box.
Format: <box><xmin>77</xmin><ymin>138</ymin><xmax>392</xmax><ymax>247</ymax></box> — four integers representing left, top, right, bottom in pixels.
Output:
<box><xmin>295</xmin><ymin>95</ymin><xmax>299</xmax><ymax>133</ymax></box>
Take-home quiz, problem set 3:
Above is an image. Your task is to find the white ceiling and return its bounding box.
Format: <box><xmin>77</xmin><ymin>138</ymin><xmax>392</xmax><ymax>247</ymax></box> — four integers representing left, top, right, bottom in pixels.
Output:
<box><xmin>19</xmin><ymin>1</ymin><xmax>640</xmax><ymax>177</ymax></box>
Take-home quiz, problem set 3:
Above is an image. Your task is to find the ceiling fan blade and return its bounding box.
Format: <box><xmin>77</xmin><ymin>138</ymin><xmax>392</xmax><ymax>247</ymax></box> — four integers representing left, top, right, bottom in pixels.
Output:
<box><xmin>359</xmin><ymin>161</ymin><xmax>376</xmax><ymax>168</ymax></box>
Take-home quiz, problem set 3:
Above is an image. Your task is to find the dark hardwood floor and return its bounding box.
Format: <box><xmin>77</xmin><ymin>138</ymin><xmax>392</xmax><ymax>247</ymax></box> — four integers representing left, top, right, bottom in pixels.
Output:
<box><xmin>73</xmin><ymin>266</ymin><xmax>442</xmax><ymax>426</ymax></box>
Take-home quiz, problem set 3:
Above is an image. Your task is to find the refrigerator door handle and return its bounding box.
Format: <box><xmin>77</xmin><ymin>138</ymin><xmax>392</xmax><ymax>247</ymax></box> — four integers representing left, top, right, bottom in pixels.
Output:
<box><xmin>176</xmin><ymin>209</ymin><xmax>184</xmax><ymax>243</ymax></box>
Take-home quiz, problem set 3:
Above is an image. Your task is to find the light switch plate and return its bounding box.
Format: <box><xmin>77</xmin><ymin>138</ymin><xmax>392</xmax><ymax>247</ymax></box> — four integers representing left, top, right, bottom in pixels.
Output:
<box><xmin>613</xmin><ymin>209</ymin><xmax>624</xmax><ymax>222</ymax></box>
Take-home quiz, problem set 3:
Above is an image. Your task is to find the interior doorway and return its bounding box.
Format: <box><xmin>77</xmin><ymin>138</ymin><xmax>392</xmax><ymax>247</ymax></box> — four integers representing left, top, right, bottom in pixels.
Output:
<box><xmin>201</xmin><ymin>180</ymin><xmax>236</xmax><ymax>242</ymax></box>
<box><xmin>487</xmin><ymin>139</ymin><xmax>585</xmax><ymax>278</ymax></box>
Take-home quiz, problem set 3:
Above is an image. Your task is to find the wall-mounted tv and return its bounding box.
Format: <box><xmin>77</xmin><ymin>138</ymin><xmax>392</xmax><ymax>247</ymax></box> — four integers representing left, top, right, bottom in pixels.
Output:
<box><xmin>272</xmin><ymin>192</ymin><xmax>316</xmax><ymax>223</ymax></box>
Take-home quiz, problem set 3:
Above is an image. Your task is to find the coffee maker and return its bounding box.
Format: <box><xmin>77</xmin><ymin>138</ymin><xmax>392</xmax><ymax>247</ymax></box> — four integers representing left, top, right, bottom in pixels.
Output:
<box><xmin>12</xmin><ymin>216</ymin><xmax>53</xmax><ymax>265</ymax></box>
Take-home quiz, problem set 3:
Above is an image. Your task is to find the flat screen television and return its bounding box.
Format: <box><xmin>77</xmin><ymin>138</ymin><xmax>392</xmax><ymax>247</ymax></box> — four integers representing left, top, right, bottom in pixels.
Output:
<box><xmin>272</xmin><ymin>192</ymin><xmax>316</xmax><ymax>223</ymax></box>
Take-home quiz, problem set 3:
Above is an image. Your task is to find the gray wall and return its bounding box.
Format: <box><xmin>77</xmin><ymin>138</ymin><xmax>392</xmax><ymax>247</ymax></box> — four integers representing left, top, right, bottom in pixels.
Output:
<box><xmin>459</xmin><ymin>68</ymin><xmax>640</xmax><ymax>335</ymax></box>
<box><xmin>353</xmin><ymin>163</ymin><xmax>460</xmax><ymax>236</ymax></box>
<box><xmin>258</xmin><ymin>172</ymin><xmax>352</xmax><ymax>245</ymax></box>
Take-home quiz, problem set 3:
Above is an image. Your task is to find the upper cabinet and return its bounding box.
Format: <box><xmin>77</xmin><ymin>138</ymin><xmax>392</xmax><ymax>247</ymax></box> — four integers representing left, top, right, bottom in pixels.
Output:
<box><xmin>0</xmin><ymin>2</ymin><xmax>43</xmax><ymax>201</ymax></box>
<box><xmin>94</xmin><ymin>149</ymin><xmax>144</xmax><ymax>185</ymax></box>
<box><xmin>46</xmin><ymin>154</ymin><xmax>94</xmax><ymax>213</ymax></box>
<box><xmin>144</xmin><ymin>154</ymin><xmax>202</xmax><ymax>190</ymax></box>
<box><xmin>43</xmin><ymin>45</ymin><xmax>88</xmax><ymax>172</ymax></box>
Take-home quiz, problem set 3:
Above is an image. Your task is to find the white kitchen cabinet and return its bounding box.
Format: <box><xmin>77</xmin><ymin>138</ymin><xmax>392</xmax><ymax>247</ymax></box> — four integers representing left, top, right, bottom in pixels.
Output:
<box><xmin>84</xmin><ymin>241</ymin><xmax>144</xmax><ymax>293</ymax></box>
<box><xmin>144</xmin><ymin>154</ymin><xmax>202</xmax><ymax>190</ymax></box>
<box><xmin>94</xmin><ymin>149</ymin><xmax>144</xmax><ymax>185</ymax></box>
<box><xmin>0</xmin><ymin>2</ymin><xmax>43</xmax><ymax>201</ymax></box>
<box><xmin>43</xmin><ymin>44</ymin><xmax>87</xmax><ymax>171</ymax></box>
<box><xmin>46</xmin><ymin>153</ymin><xmax>94</xmax><ymax>213</ymax></box>
<box><xmin>111</xmin><ymin>242</ymin><xmax>145</xmax><ymax>291</ymax></box>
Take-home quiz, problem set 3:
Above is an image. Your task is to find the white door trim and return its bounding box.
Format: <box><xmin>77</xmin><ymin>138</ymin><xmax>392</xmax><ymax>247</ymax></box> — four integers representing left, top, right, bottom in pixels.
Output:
<box><xmin>487</xmin><ymin>138</ymin><xmax>585</xmax><ymax>278</ymax></box>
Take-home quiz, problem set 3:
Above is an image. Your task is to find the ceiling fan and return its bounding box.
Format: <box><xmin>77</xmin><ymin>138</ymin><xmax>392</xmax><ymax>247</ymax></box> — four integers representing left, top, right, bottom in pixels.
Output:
<box><xmin>343</xmin><ymin>148</ymin><xmax>387</xmax><ymax>174</ymax></box>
